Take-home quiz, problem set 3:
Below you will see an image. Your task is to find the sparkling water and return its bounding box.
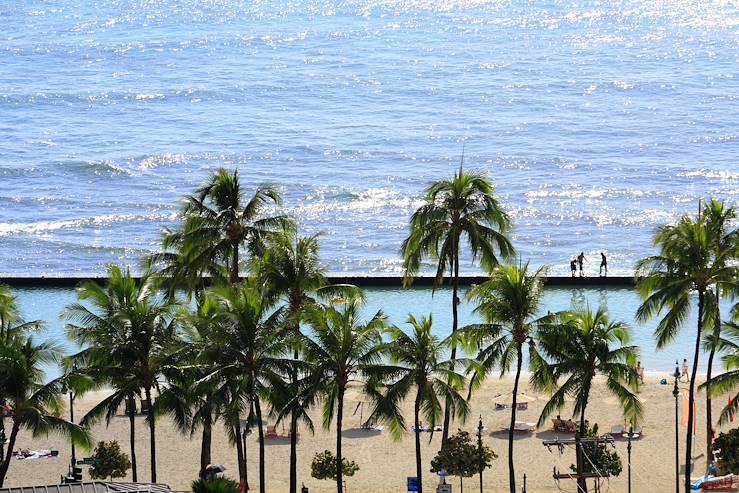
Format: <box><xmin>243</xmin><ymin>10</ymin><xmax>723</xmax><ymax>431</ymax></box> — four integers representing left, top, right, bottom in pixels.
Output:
<box><xmin>1</xmin><ymin>0</ymin><xmax>738</xmax><ymax>276</ymax></box>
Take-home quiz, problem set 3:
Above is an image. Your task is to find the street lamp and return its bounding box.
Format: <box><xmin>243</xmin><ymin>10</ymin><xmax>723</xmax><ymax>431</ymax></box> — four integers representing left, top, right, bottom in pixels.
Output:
<box><xmin>673</xmin><ymin>360</ymin><xmax>681</xmax><ymax>493</ymax></box>
<box><xmin>627</xmin><ymin>426</ymin><xmax>633</xmax><ymax>493</ymax></box>
<box><xmin>477</xmin><ymin>415</ymin><xmax>484</xmax><ymax>493</ymax></box>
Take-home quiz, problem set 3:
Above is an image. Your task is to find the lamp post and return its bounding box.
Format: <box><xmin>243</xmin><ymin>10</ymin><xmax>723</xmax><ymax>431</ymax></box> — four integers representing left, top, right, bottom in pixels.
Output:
<box><xmin>673</xmin><ymin>360</ymin><xmax>681</xmax><ymax>493</ymax></box>
<box><xmin>627</xmin><ymin>426</ymin><xmax>633</xmax><ymax>493</ymax></box>
<box><xmin>477</xmin><ymin>415</ymin><xmax>484</xmax><ymax>493</ymax></box>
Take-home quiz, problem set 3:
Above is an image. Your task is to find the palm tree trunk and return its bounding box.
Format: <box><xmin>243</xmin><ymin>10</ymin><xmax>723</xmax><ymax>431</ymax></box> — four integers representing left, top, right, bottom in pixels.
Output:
<box><xmin>128</xmin><ymin>398</ymin><xmax>138</xmax><ymax>482</ymax></box>
<box><xmin>0</xmin><ymin>422</ymin><xmax>19</xmax><ymax>487</ymax></box>
<box><xmin>576</xmin><ymin>387</ymin><xmax>591</xmax><ymax>493</ymax></box>
<box><xmin>705</xmin><ymin>287</ymin><xmax>720</xmax><ymax>464</ymax></box>
<box><xmin>337</xmin><ymin>386</ymin><xmax>345</xmax><ymax>493</ymax></box>
<box><xmin>414</xmin><ymin>391</ymin><xmax>423</xmax><ymax>493</ymax></box>
<box><xmin>234</xmin><ymin>420</ymin><xmax>246</xmax><ymax>484</ymax></box>
<box><xmin>145</xmin><ymin>387</ymin><xmax>156</xmax><ymax>483</ymax></box>
<box><xmin>442</xmin><ymin>247</ymin><xmax>460</xmax><ymax>444</ymax></box>
<box><xmin>0</xmin><ymin>423</ymin><xmax>17</xmax><ymax>487</ymax></box>
<box><xmin>685</xmin><ymin>291</ymin><xmax>704</xmax><ymax>493</ymax></box>
<box><xmin>508</xmin><ymin>346</ymin><xmax>523</xmax><ymax>493</ymax></box>
<box><xmin>254</xmin><ymin>397</ymin><xmax>266</xmax><ymax>493</ymax></box>
<box><xmin>230</xmin><ymin>242</ymin><xmax>240</xmax><ymax>284</ymax></box>
<box><xmin>200</xmin><ymin>418</ymin><xmax>212</xmax><ymax>479</ymax></box>
<box><xmin>290</xmin><ymin>347</ymin><xmax>299</xmax><ymax>493</ymax></box>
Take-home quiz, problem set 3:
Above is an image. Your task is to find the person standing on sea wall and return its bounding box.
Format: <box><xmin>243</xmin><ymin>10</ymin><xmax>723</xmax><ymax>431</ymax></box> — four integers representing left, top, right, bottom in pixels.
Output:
<box><xmin>577</xmin><ymin>252</ymin><xmax>587</xmax><ymax>277</ymax></box>
<box><xmin>570</xmin><ymin>258</ymin><xmax>577</xmax><ymax>277</ymax></box>
<box><xmin>599</xmin><ymin>252</ymin><xmax>608</xmax><ymax>277</ymax></box>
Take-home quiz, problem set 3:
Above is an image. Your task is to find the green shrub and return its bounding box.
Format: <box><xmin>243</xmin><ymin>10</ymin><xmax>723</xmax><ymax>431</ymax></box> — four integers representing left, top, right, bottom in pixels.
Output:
<box><xmin>191</xmin><ymin>477</ymin><xmax>241</xmax><ymax>493</ymax></box>
<box><xmin>310</xmin><ymin>450</ymin><xmax>359</xmax><ymax>480</ymax></box>
<box><xmin>88</xmin><ymin>441</ymin><xmax>131</xmax><ymax>480</ymax></box>
<box><xmin>714</xmin><ymin>428</ymin><xmax>739</xmax><ymax>474</ymax></box>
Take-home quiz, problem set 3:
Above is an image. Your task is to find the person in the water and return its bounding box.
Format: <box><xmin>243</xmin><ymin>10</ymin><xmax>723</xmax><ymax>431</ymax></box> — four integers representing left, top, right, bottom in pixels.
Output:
<box><xmin>577</xmin><ymin>252</ymin><xmax>587</xmax><ymax>276</ymax></box>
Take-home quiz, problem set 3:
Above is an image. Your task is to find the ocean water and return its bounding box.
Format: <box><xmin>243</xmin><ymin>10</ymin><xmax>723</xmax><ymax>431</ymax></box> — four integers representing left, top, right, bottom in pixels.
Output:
<box><xmin>14</xmin><ymin>285</ymin><xmax>713</xmax><ymax>378</ymax></box>
<box><xmin>1</xmin><ymin>0</ymin><xmax>738</xmax><ymax>276</ymax></box>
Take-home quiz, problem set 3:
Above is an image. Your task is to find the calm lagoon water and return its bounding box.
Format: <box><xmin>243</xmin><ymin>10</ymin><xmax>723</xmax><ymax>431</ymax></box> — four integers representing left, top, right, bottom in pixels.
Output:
<box><xmin>15</xmin><ymin>285</ymin><xmax>712</xmax><ymax>378</ymax></box>
<box><xmin>1</xmin><ymin>0</ymin><xmax>738</xmax><ymax>277</ymax></box>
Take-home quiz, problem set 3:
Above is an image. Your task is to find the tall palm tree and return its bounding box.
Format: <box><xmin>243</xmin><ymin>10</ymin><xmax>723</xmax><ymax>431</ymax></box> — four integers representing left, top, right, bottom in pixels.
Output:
<box><xmin>700</xmin><ymin>199</ymin><xmax>738</xmax><ymax>461</ymax></box>
<box><xmin>462</xmin><ymin>262</ymin><xmax>548</xmax><ymax>493</ymax></box>
<box><xmin>179</xmin><ymin>168</ymin><xmax>292</xmax><ymax>284</ymax></box>
<box><xmin>534</xmin><ymin>307</ymin><xmax>642</xmax><ymax>493</ymax></box>
<box><xmin>201</xmin><ymin>281</ymin><xmax>292</xmax><ymax>493</ymax></box>
<box><xmin>301</xmin><ymin>295</ymin><xmax>388</xmax><ymax>493</ymax></box>
<box><xmin>401</xmin><ymin>164</ymin><xmax>514</xmax><ymax>442</ymax></box>
<box><xmin>0</xmin><ymin>337</ymin><xmax>91</xmax><ymax>487</ymax></box>
<box><xmin>375</xmin><ymin>315</ymin><xmax>470</xmax><ymax>493</ymax></box>
<box><xmin>64</xmin><ymin>265</ymin><xmax>180</xmax><ymax>483</ymax></box>
<box><xmin>158</xmin><ymin>297</ymin><xmax>228</xmax><ymax>479</ymax></box>
<box><xmin>254</xmin><ymin>229</ymin><xmax>356</xmax><ymax>493</ymax></box>
<box><xmin>636</xmin><ymin>211</ymin><xmax>736</xmax><ymax>491</ymax></box>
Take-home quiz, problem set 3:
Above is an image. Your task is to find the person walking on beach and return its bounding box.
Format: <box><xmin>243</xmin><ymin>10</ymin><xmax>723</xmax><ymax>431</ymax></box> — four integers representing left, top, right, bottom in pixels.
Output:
<box><xmin>577</xmin><ymin>252</ymin><xmax>587</xmax><ymax>277</ymax></box>
<box><xmin>681</xmin><ymin>358</ymin><xmax>690</xmax><ymax>382</ymax></box>
<box><xmin>570</xmin><ymin>258</ymin><xmax>577</xmax><ymax>277</ymax></box>
<box><xmin>599</xmin><ymin>252</ymin><xmax>608</xmax><ymax>277</ymax></box>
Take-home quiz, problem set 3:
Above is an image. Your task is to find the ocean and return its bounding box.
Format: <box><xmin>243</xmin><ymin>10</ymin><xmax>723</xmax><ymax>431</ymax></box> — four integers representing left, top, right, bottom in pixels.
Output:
<box><xmin>1</xmin><ymin>0</ymin><xmax>738</xmax><ymax>276</ymax></box>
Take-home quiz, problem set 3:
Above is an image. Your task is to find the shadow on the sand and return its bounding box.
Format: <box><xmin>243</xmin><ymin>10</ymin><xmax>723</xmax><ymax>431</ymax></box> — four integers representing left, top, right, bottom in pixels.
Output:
<box><xmin>342</xmin><ymin>427</ymin><xmax>384</xmax><ymax>439</ymax></box>
<box><xmin>488</xmin><ymin>430</ymin><xmax>534</xmax><ymax>440</ymax></box>
<box><xmin>263</xmin><ymin>437</ymin><xmax>292</xmax><ymax>446</ymax></box>
<box><xmin>534</xmin><ymin>430</ymin><xmax>576</xmax><ymax>440</ymax></box>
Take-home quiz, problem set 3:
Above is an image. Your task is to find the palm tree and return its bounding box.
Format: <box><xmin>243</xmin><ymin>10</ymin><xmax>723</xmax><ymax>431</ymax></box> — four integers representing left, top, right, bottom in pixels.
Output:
<box><xmin>534</xmin><ymin>307</ymin><xmax>642</xmax><ymax>493</ymax></box>
<box><xmin>0</xmin><ymin>283</ymin><xmax>44</xmax><ymax>341</ymax></box>
<box><xmin>0</xmin><ymin>337</ymin><xmax>91</xmax><ymax>487</ymax></box>
<box><xmin>301</xmin><ymin>295</ymin><xmax>388</xmax><ymax>493</ymax></box>
<box><xmin>401</xmin><ymin>163</ymin><xmax>514</xmax><ymax>442</ymax></box>
<box><xmin>158</xmin><ymin>297</ymin><xmax>228</xmax><ymax>479</ymax></box>
<box><xmin>700</xmin><ymin>199</ymin><xmax>739</xmax><ymax>460</ymax></box>
<box><xmin>702</xmin><ymin>314</ymin><xmax>739</xmax><ymax>426</ymax></box>
<box><xmin>375</xmin><ymin>315</ymin><xmax>470</xmax><ymax>493</ymax></box>
<box><xmin>636</xmin><ymin>211</ymin><xmax>736</xmax><ymax>491</ymax></box>
<box><xmin>201</xmin><ymin>281</ymin><xmax>292</xmax><ymax>493</ymax></box>
<box><xmin>179</xmin><ymin>168</ymin><xmax>292</xmax><ymax>284</ymax></box>
<box><xmin>63</xmin><ymin>265</ymin><xmax>180</xmax><ymax>483</ymax></box>
<box><xmin>254</xmin><ymin>229</ymin><xmax>356</xmax><ymax>493</ymax></box>
<box><xmin>462</xmin><ymin>262</ymin><xmax>548</xmax><ymax>493</ymax></box>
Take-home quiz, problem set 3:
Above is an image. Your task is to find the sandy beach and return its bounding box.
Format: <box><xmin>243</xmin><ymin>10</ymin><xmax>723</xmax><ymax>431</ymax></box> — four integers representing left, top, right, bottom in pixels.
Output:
<box><xmin>4</xmin><ymin>372</ymin><xmax>731</xmax><ymax>493</ymax></box>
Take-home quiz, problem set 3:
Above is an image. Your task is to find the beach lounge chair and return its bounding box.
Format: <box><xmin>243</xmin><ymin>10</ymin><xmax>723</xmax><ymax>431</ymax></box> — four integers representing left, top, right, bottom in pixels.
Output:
<box><xmin>288</xmin><ymin>425</ymin><xmax>300</xmax><ymax>439</ymax></box>
<box><xmin>517</xmin><ymin>402</ymin><xmax>528</xmax><ymax>411</ymax></box>
<box><xmin>495</xmin><ymin>403</ymin><xmax>508</xmax><ymax>411</ymax></box>
<box><xmin>265</xmin><ymin>425</ymin><xmax>279</xmax><ymax>439</ymax></box>
<box><xmin>506</xmin><ymin>422</ymin><xmax>535</xmax><ymax>434</ymax></box>
<box><xmin>609</xmin><ymin>425</ymin><xmax>625</xmax><ymax>436</ymax></box>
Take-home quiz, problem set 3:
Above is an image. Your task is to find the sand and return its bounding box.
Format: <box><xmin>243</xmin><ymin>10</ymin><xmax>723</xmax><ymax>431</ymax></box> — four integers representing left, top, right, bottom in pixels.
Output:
<box><xmin>3</xmin><ymin>373</ymin><xmax>734</xmax><ymax>493</ymax></box>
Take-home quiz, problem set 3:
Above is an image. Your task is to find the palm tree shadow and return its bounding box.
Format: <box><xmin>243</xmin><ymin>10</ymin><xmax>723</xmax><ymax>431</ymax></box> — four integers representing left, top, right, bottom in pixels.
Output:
<box><xmin>342</xmin><ymin>428</ymin><xmax>383</xmax><ymax>439</ymax></box>
<box><xmin>488</xmin><ymin>430</ymin><xmax>533</xmax><ymax>441</ymax></box>
<box><xmin>262</xmin><ymin>437</ymin><xmax>292</xmax><ymax>446</ymax></box>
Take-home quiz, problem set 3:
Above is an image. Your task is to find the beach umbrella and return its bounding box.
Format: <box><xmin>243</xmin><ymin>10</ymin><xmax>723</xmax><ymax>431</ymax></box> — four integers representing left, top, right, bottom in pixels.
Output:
<box><xmin>205</xmin><ymin>464</ymin><xmax>226</xmax><ymax>474</ymax></box>
<box><xmin>344</xmin><ymin>388</ymin><xmax>366</xmax><ymax>423</ymax></box>
<box><xmin>491</xmin><ymin>391</ymin><xmax>538</xmax><ymax>405</ymax></box>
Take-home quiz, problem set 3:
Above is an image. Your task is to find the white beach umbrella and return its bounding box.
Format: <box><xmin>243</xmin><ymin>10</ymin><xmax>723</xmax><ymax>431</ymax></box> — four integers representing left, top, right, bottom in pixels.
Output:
<box><xmin>491</xmin><ymin>391</ymin><xmax>538</xmax><ymax>405</ymax></box>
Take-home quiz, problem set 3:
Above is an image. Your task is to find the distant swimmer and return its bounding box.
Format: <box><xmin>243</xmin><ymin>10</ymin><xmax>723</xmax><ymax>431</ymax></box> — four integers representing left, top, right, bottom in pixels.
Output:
<box><xmin>577</xmin><ymin>252</ymin><xmax>587</xmax><ymax>277</ymax></box>
<box><xmin>570</xmin><ymin>258</ymin><xmax>577</xmax><ymax>277</ymax></box>
<box><xmin>600</xmin><ymin>252</ymin><xmax>608</xmax><ymax>277</ymax></box>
